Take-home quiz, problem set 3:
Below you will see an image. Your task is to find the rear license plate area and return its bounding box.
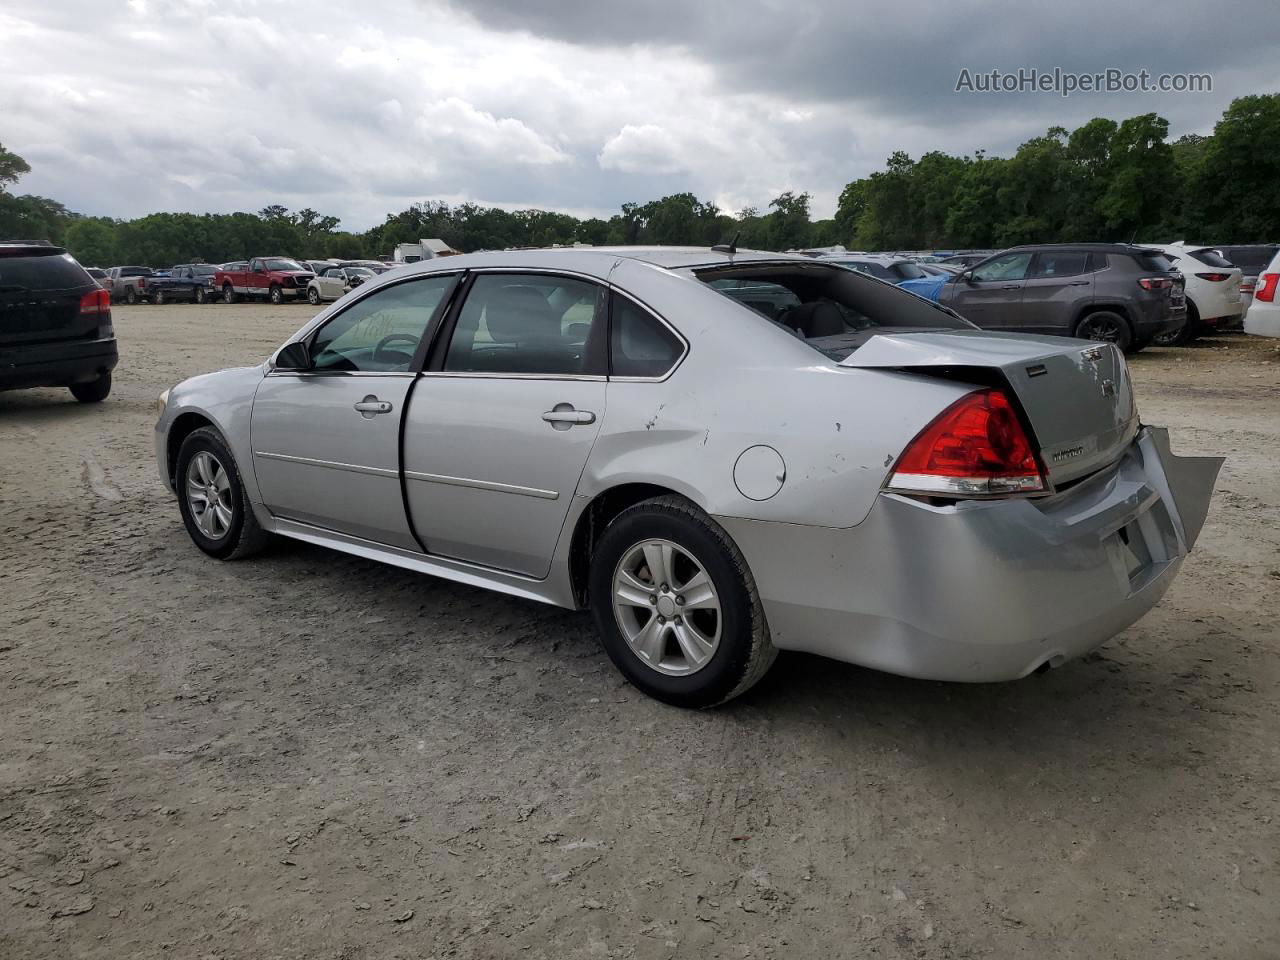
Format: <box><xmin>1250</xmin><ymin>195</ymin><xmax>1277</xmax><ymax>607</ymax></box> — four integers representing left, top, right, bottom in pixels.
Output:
<box><xmin>1117</xmin><ymin>521</ymin><xmax>1153</xmax><ymax>582</ymax></box>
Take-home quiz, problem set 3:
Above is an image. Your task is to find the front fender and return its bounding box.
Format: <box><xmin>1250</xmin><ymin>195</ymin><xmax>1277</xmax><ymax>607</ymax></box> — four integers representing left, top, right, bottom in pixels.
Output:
<box><xmin>155</xmin><ymin>364</ymin><xmax>266</xmax><ymax>504</ymax></box>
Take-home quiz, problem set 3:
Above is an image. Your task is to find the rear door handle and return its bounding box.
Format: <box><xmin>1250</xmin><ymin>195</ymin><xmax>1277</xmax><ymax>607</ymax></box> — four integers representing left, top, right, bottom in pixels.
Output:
<box><xmin>542</xmin><ymin>409</ymin><xmax>595</xmax><ymax>424</ymax></box>
<box><xmin>354</xmin><ymin>396</ymin><xmax>393</xmax><ymax>417</ymax></box>
<box><xmin>1069</xmin><ymin>280</ymin><xmax>1090</xmax><ymax>286</ymax></box>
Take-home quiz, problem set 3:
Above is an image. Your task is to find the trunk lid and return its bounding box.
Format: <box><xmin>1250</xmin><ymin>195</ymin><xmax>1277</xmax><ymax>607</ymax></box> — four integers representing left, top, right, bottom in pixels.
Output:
<box><xmin>0</xmin><ymin>249</ymin><xmax>101</xmax><ymax>348</ymax></box>
<box><xmin>842</xmin><ymin>330</ymin><xmax>1138</xmax><ymax>485</ymax></box>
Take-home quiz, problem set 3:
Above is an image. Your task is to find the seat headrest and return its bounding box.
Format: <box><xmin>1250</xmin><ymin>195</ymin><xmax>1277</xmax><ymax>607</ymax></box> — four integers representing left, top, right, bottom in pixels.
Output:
<box><xmin>484</xmin><ymin>285</ymin><xmax>560</xmax><ymax>343</ymax></box>
<box><xmin>782</xmin><ymin>301</ymin><xmax>845</xmax><ymax>338</ymax></box>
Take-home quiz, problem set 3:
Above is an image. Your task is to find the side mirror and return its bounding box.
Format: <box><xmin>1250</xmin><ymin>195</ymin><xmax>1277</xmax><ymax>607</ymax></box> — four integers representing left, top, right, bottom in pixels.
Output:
<box><xmin>961</xmin><ymin>270</ymin><xmax>976</xmax><ymax>284</ymax></box>
<box><xmin>274</xmin><ymin>341</ymin><xmax>311</xmax><ymax>371</ymax></box>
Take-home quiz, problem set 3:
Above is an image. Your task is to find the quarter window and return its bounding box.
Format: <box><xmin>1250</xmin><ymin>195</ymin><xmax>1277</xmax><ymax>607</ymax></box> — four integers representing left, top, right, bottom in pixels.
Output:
<box><xmin>971</xmin><ymin>253</ymin><xmax>1033</xmax><ymax>282</ymax></box>
<box><xmin>610</xmin><ymin>294</ymin><xmax>683</xmax><ymax>378</ymax></box>
<box><xmin>443</xmin><ymin>273</ymin><xmax>603</xmax><ymax>375</ymax></box>
<box><xmin>309</xmin><ymin>274</ymin><xmax>455</xmax><ymax>373</ymax></box>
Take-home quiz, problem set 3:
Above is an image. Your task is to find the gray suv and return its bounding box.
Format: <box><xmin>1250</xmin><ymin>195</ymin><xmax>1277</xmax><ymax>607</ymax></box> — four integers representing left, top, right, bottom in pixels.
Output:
<box><xmin>937</xmin><ymin>244</ymin><xmax>1186</xmax><ymax>352</ymax></box>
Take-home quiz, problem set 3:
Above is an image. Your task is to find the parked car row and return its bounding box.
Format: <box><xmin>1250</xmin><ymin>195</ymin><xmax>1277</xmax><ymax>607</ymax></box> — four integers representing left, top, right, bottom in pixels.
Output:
<box><xmin>88</xmin><ymin>258</ymin><xmax>400</xmax><ymax>306</ymax></box>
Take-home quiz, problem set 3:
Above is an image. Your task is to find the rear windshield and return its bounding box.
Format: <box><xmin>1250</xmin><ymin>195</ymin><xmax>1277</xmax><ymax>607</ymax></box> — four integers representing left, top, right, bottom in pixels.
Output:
<box><xmin>1131</xmin><ymin>251</ymin><xmax>1175</xmax><ymax>272</ymax></box>
<box><xmin>1187</xmin><ymin>248</ymin><xmax>1234</xmax><ymax>269</ymax></box>
<box><xmin>830</xmin><ymin>259</ymin><xmax>892</xmax><ymax>280</ymax></box>
<box><xmin>697</xmin><ymin>263</ymin><xmax>971</xmax><ymax>362</ymax></box>
<box><xmin>0</xmin><ymin>251</ymin><xmax>95</xmax><ymax>291</ymax></box>
<box><xmin>1219</xmin><ymin>246</ymin><xmax>1277</xmax><ymax>269</ymax></box>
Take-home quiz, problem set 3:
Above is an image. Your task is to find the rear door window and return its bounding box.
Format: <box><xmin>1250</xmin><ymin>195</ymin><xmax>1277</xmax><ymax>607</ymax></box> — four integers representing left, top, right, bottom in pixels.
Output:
<box><xmin>1029</xmin><ymin>251</ymin><xmax>1089</xmax><ymax>279</ymax></box>
<box><xmin>443</xmin><ymin>273</ymin><xmax>604</xmax><ymax>376</ymax></box>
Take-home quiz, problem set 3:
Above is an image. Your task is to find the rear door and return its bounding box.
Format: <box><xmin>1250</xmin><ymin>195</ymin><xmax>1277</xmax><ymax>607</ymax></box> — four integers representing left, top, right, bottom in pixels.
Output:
<box><xmin>250</xmin><ymin>272</ymin><xmax>459</xmax><ymax>549</ymax></box>
<box><xmin>944</xmin><ymin>252</ymin><xmax>1032</xmax><ymax>331</ymax></box>
<box><xmin>404</xmin><ymin>271</ymin><xmax>607</xmax><ymax>577</ymax></box>
<box><xmin>1020</xmin><ymin>249</ymin><xmax>1092</xmax><ymax>334</ymax></box>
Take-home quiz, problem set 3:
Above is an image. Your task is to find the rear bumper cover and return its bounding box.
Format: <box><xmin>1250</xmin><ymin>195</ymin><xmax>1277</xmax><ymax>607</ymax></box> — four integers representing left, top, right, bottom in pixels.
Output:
<box><xmin>0</xmin><ymin>337</ymin><xmax>118</xmax><ymax>390</ymax></box>
<box><xmin>717</xmin><ymin>427</ymin><xmax>1221</xmax><ymax>682</ymax></box>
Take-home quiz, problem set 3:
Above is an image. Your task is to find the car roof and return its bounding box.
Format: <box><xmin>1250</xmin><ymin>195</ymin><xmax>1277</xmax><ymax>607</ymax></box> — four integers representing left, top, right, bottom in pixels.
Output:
<box><xmin>1002</xmin><ymin>242</ymin><xmax>1163</xmax><ymax>254</ymax></box>
<box><xmin>403</xmin><ymin>246</ymin><xmax>812</xmax><ymax>274</ymax></box>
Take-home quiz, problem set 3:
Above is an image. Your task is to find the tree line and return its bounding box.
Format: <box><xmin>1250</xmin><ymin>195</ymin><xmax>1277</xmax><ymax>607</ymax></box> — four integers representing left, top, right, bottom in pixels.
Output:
<box><xmin>1</xmin><ymin>93</ymin><xmax>1276</xmax><ymax>267</ymax></box>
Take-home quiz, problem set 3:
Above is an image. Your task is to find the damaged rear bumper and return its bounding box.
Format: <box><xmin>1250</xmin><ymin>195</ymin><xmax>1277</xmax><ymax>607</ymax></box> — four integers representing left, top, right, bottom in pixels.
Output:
<box><xmin>717</xmin><ymin>427</ymin><xmax>1222</xmax><ymax>682</ymax></box>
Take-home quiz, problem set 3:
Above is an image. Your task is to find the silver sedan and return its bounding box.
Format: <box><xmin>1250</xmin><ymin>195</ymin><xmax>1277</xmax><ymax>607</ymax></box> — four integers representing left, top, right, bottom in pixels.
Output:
<box><xmin>154</xmin><ymin>247</ymin><xmax>1221</xmax><ymax>707</ymax></box>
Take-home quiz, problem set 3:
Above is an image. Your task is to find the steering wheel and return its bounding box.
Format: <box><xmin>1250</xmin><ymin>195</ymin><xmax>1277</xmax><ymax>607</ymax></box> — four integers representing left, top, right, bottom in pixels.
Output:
<box><xmin>372</xmin><ymin>333</ymin><xmax>421</xmax><ymax>364</ymax></box>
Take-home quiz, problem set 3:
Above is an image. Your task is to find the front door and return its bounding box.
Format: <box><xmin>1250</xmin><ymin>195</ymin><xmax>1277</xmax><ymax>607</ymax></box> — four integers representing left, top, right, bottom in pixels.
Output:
<box><xmin>250</xmin><ymin>272</ymin><xmax>458</xmax><ymax>549</ymax></box>
<box><xmin>404</xmin><ymin>271</ymin><xmax>607</xmax><ymax>578</ymax></box>
<box><xmin>946</xmin><ymin>251</ymin><xmax>1033</xmax><ymax>331</ymax></box>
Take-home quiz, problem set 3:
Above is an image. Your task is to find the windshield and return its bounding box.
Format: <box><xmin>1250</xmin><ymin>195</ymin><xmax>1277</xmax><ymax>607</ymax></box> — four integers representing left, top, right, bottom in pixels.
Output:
<box><xmin>193</xmin><ymin>265</ymin><xmax>217</xmax><ymax>275</ymax></box>
<box><xmin>263</xmin><ymin>258</ymin><xmax>304</xmax><ymax>271</ymax></box>
<box><xmin>697</xmin><ymin>262</ymin><xmax>972</xmax><ymax>362</ymax></box>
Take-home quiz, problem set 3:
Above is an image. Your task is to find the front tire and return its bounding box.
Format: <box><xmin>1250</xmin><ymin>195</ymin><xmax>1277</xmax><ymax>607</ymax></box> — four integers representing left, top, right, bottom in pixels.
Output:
<box><xmin>307</xmin><ymin>286</ymin><xmax>321</xmax><ymax>305</ymax></box>
<box><xmin>175</xmin><ymin>427</ymin><xmax>270</xmax><ymax>560</ymax></box>
<box><xmin>195</xmin><ymin>286</ymin><xmax>208</xmax><ymax>304</ymax></box>
<box><xmin>588</xmin><ymin>495</ymin><xmax>776</xmax><ymax>708</ymax></box>
<box><xmin>269</xmin><ymin>285</ymin><xmax>284</xmax><ymax>305</ymax></box>
<box><xmin>69</xmin><ymin>373</ymin><xmax>111</xmax><ymax>403</ymax></box>
<box><xmin>223</xmin><ymin>284</ymin><xmax>238</xmax><ymax>304</ymax></box>
<box><xmin>153</xmin><ymin>289</ymin><xmax>166</xmax><ymax>306</ymax></box>
<box><xmin>1074</xmin><ymin>310</ymin><xmax>1133</xmax><ymax>353</ymax></box>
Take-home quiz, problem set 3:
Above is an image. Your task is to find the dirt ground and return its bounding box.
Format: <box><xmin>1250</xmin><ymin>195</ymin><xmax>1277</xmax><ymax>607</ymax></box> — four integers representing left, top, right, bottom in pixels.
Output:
<box><xmin>2</xmin><ymin>302</ymin><xmax>1278</xmax><ymax>960</ymax></box>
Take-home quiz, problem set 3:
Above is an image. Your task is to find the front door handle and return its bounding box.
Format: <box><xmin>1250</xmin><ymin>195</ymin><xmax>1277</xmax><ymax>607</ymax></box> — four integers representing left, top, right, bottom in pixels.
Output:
<box><xmin>1069</xmin><ymin>280</ymin><xmax>1090</xmax><ymax>285</ymax></box>
<box><xmin>1002</xmin><ymin>284</ymin><xmax>1021</xmax><ymax>289</ymax></box>
<box><xmin>354</xmin><ymin>396</ymin><xmax>393</xmax><ymax>418</ymax></box>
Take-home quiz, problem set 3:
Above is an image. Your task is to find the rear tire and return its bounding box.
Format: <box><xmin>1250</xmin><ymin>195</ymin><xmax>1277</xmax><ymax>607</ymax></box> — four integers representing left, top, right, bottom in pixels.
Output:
<box><xmin>69</xmin><ymin>373</ymin><xmax>111</xmax><ymax>403</ymax></box>
<box><xmin>1154</xmin><ymin>301</ymin><xmax>1196</xmax><ymax>347</ymax></box>
<box><xmin>1074</xmin><ymin>310</ymin><xmax>1133</xmax><ymax>353</ymax></box>
<box><xmin>125</xmin><ymin>287</ymin><xmax>138</xmax><ymax>305</ymax></box>
<box><xmin>588</xmin><ymin>495</ymin><xmax>776</xmax><ymax>708</ymax></box>
<box><xmin>223</xmin><ymin>284</ymin><xmax>237</xmax><ymax>304</ymax></box>
<box><xmin>175</xmin><ymin>427</ymin><xmax>270</xmax><ymax>561</ymax></box>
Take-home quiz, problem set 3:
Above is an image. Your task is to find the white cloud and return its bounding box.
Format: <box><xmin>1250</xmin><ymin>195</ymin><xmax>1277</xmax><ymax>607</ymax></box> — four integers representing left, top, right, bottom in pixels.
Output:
<box><xmin>416</xmin><ymin>98</ymin><xmax>570</xmax><ymax>167</ymax></box>
<box><xmin>598</xmin><ymin>124</ymin><xmax>686</xmax><ymax>175</ymax></box>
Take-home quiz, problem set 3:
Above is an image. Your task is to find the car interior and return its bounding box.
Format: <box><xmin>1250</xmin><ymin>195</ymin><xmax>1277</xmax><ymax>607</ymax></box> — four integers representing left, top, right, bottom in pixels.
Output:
<box><xmin>697</xmin><ymin>263</ymin><xmax>971</xmax><ymax>360</ymax></box>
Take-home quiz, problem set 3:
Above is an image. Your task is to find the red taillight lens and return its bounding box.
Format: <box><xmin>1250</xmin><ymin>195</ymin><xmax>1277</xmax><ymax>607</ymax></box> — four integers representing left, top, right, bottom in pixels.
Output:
<box><xmin>1137</xmin><ymin>277</ymin><xmax>1173</xmax><ymax>290</ymax></box>
<box><xmin>1256</xmin><ymin>273</ymin><xmax>1279</xmax><ymax>303</ymax></box>
<box><xmin>1195</xmin><ymin>272</ymin><xmax>1230</xmax><ymax>282</ymax></box>
<box><xmin>886</xmin><ymin>389</ymin><xmax>1045</xmax><ymax>496</ymax></box>
<box><xmin>79</xmin><ymin>288</ymin><xmax>110</xmax><ymax>316</ymax></box>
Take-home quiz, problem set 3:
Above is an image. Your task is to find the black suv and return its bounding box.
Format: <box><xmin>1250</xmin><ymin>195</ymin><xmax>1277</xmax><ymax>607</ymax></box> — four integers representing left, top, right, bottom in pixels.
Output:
<box><xmin>0</xmin><ymin>242</ymin><xmax>119</xmax><ymax>402</ymax></box>
<box><xmin>937</xmin><ymin>243</ymin><xmax>1186</xmax><ymax>352</ymax></box>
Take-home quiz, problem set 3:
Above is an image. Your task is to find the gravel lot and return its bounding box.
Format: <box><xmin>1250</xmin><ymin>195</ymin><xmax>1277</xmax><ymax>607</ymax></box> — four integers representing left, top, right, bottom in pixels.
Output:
<box><xmin>2</xmin><ymin>302</ymin><xmax>1278</xmax><ymax>959</ymax></box>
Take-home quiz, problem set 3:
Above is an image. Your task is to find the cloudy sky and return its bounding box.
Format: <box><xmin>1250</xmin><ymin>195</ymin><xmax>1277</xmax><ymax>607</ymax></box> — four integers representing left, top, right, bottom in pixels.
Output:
<box><xmin>4</xmin><ymin>0</ymin><xmax>1277</xmax><ymax>229</ymax></box>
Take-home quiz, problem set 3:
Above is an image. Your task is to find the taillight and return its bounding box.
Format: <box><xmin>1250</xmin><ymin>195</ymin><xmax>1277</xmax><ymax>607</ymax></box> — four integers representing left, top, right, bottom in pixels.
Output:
<box><xmin>1137</xmin><ymin>277</ymin><xmax>1173</xmax><ymax>290</ymax></box>
<box><xmin>886</xmin><ymin>389</ymin><xmax>1046</xmax><ymax>497</ymax></box>
<box><xmin>1256</xmin><ymin>273</ymin><xmax>1280</xmax><ymax>303</ymax></box>
<box><xmin>138</xmin><ymin>277</ymin><xmax>146</xmax><ymax>288</ymax></box>
<box><xmin>79</xmin><ymin>288</ymin><xmax>110</xmax><ymax>316</ymax></box>
<box><xmin>1195</xmin><ymin>273</ymin><xmax>1230</xmax><ymax>282</ymax></box>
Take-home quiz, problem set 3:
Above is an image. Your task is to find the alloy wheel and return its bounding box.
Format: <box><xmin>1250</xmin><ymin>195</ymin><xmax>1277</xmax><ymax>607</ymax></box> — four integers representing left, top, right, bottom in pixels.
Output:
<box><xmin>1078</xmin><ymin>315</ymin><xmax>1122</xmax><ymax>342</ymax></box>
<box><xmin>612</xmin><ymin>538</ymin><xmax>722</xmax><ymax>676</ymax></box>
<box><xmin>185</xmin><ymin>450</ymin><xmax>234</xmax><ymax>540</ymax></box>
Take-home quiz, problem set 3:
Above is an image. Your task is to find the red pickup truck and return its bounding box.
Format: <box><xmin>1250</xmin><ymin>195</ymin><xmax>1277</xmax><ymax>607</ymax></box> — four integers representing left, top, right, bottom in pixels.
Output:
<box><xmin>214</xmin><ymin>257</ymin><xmax>315</xmax><ymax>304</ymax></box>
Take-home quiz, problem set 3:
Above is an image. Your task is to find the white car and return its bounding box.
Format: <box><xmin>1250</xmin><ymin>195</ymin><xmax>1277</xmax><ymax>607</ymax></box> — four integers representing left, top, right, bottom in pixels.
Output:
<box><xmin>1143</xmin><ymin>243</ymin><xmax>1244</xmax><ymax>345</ymax></box>
<box><xmin>1243</xmin><ymin>249</ymin><xmax>1280</xmax><ymax>338</ymax></box>
<box><xmin>306</xmin><ymin>265</ymin><xmax>376</xmax><ymax>305</ymax></box>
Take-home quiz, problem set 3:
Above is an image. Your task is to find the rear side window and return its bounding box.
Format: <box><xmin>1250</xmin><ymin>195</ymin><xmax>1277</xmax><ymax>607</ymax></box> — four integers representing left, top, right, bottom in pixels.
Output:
<box><xmin>610</xmin><ymin>294</ymin><xmax>683</xmax><ymax>378</ymax></box>
<box><xmin>889</xmin><ymin>262</ymin><xmax>927</xmax><ymax>280</ymax></box>
<box><xmin>444</xmin><ymin>273</ymin><xmax>603</xmax><ymax>376</ymax></box>
<box><xmin>1188</xmin><ymin>248</ymin><xmax>1234</xmax><ymax>269</ymax></box>
<box><xmin>0</xmin><ymin>251</ymin><xmax>95</xmax><ymax>291</ymax></box>
<box><xmin>1029</xmin><ymin>251</ymin><xmax>1088</xmax><ymax>279</ymax></box>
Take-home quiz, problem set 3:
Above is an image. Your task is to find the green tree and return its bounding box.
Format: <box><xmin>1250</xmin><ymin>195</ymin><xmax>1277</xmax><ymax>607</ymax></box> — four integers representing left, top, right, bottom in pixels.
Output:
<box><xmin>0</xmin><ymin>142</ymin><xmax>31</xmax><ymax>191</ymax></box>
<box><xmin>63</xmin><ymin>218</ymin><xmax>119</xmax><ymax>265</ymax></box>
<box><xmin>1196</xmin><ymin>93</ymin><xmax>1280</xmax><ymax>240</ymax></box>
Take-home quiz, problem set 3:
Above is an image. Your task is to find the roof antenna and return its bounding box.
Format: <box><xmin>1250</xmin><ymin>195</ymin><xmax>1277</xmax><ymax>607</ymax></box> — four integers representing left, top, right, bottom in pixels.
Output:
<box><xmin>711</xmin><ymin>230</ymin><xmax>740</xmax><ymax>255</ymax></box>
